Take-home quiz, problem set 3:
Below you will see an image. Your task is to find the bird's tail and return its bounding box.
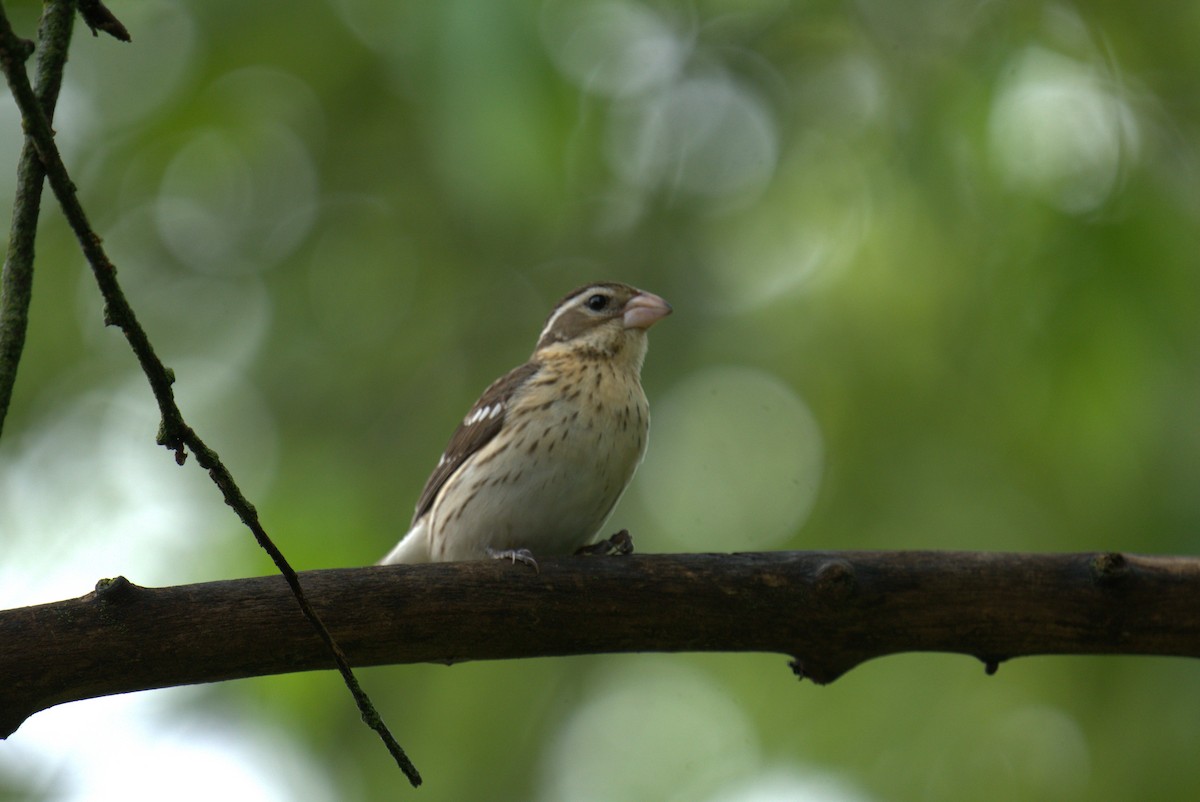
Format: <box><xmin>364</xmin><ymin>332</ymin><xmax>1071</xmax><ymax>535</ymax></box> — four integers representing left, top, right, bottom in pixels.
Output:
<box><xmin>377</xmin><ymin>520</ymin><xmax>431</xmax><ymax>565</ymax></box>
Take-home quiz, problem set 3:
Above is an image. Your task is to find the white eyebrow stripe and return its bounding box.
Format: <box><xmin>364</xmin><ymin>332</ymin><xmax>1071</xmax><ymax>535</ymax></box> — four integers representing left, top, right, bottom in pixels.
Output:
<box><xmin>538</xmin><ymin>290</ymin><xmax>592</xmax><ymax>341</ymax></box>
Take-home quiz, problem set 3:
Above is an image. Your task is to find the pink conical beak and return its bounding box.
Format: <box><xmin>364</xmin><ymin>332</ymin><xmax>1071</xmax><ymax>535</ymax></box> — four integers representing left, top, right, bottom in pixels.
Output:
<box><xmin>623</xmin><ymin>291</ymin><xmax>672</xmax><ymax>330</ymax></box>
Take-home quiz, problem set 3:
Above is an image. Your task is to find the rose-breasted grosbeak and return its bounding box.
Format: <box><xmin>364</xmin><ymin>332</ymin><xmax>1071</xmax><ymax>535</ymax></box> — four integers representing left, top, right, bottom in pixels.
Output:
<box><xmin>379</xmin><ymin>282</ymin><xmax>671</xmax><ymax>566</ymax></box>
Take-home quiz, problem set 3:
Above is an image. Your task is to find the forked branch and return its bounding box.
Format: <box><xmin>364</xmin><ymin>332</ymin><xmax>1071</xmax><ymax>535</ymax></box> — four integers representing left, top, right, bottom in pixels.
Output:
<box><xmin>0</xmin><ymin>3</ymin><xmax>417</xmax><ymax>785</ymax></box>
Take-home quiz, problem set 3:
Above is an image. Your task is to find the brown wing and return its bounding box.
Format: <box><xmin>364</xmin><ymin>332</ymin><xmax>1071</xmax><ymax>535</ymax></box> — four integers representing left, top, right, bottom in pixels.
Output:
<box><xmin>411</xmin><ymin>360</ymin><xmax>540</xmax><ymax>523</ymax></box>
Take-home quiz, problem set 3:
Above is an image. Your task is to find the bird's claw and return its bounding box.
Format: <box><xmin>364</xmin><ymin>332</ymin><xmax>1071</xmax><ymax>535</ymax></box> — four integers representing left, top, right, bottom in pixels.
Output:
<box><xmin>575</xmin><ymin>529</ymin><xmax>635</xmax><ymax>556</ymax></box>
<box><xmin>487</xmin><ymin>547</ymin><xmax>539</xmax><ymax>573</ymax></box>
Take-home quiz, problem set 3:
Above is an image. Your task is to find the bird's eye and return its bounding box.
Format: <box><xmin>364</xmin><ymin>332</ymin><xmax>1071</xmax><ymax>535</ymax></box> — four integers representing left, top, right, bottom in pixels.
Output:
<box><xmin>585</xmin><ymin>294</ymin><xmax>609</xmax><ymax>311</ymax></box>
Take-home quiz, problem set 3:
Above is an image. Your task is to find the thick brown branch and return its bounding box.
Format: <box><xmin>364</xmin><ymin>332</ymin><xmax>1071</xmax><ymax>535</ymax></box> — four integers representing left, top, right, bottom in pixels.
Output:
<box><xmin>2</xmin><ymin>550</ymin><xmax>1197</xmax><ymax>739</ymax></box>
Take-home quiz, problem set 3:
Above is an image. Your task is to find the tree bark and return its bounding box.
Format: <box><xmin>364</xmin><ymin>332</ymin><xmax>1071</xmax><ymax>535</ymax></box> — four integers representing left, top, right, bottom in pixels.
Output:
<box><xmin>2</xmin><ymin>550</ymin><xmax>1198</xmax><ymax>738</ymax></box>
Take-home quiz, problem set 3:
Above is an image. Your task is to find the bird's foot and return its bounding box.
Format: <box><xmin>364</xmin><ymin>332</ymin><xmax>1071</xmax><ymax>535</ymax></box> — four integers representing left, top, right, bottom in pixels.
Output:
<box><xmin>575</xmin><ymin>529</ymin><xmax>634</xmax><ymax>556</ymax></box>
<box><xmin>487</xmin><ymin>547</ymin><xmax>539</xmax><ymax>573</ymax></box>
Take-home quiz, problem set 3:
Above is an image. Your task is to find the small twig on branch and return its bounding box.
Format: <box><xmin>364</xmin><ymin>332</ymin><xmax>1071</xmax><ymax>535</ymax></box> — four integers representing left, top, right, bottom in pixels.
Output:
<box><xmin>0</xmin><ymin>5</ymin><xmax>418</xmax><ymax>786</ymax></box>
<box><xmin>76</xmin><ymin>0</ymin><xmax>130</xmax><ymax>42</ymax></box>
<box><xmin>2</xmin><ymin>550</ymin><xmax>1197</xmax><ymax>740</ymax></box>
<box><xmin>0</xmin><ymin>0</ymin><xmax>74</xmax><ymax>437</ymax></box>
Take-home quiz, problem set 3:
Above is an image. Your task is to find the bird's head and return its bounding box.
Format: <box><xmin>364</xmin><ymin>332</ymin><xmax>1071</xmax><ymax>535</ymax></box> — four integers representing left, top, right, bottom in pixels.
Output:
<box><xmin>533</xmin><ymin>282</ymin><xmax>672</xmax><ymax>366</ymax></box>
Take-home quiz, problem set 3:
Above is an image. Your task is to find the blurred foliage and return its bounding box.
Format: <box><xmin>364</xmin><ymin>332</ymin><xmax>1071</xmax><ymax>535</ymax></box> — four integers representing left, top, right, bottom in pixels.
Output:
<box><xmin>1</xmin><ymin>0</ymin><xmax>1198</xmax><ymax>800</ymax></box>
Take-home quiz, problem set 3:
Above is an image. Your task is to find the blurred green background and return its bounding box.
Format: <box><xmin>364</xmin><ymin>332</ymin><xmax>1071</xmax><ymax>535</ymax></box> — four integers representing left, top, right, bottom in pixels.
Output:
<box><xmin>1</xmin><ymin>0</ymin><xmax>1198</xmax><ymax>800</ymax></box>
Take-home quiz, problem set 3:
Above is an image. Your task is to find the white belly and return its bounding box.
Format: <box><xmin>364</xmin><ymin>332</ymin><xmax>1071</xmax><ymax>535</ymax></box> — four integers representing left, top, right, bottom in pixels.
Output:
<box><xmin>427</xmin><ymin>383</ymin><xmax>648</xmax><ymax>561</ymax></box>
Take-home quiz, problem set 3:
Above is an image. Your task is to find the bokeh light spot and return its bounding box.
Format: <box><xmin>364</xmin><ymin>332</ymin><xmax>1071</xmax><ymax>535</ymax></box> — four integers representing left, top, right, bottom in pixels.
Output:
<box><xmin>538</xmin><ymin>659</ymin><xmax>759</xmax><ymax>802</ymax></box>
<box><xmin>156</xmin><ymin>117</ymin><xmax>318</xmax><ymax>275</ymax></box>
<box><xmin>541</xmin><ymin>0</ymin><xmax>689</xmax><ymax>98</ymax></box>
<box><xmin>988</xmin><ymin>45</ymin><xmax>1139</xmax><ymax>214</ymax></box>
<box><xmin>606</xmin><ymin>70</ymin><xmax>778</xmax><ymax>200</ymax></box>
<box><xmin>990</xmin><ymin>705</ymin><xmax>1091</xmax><ymax>797</ymax></box>
<box><xmin>705</xmin><ymin>766</ymin><xmax>877</xmax><ymax>802</ymax></box>
<box><xmin>707</xmin><ymin>135</ymin><xmax>873</xmax><ymax>310</ymax></box>
<box><xmin>638</xmin><ymin>366</ymin><xmax>823</xmax><ymax>551</ymax></box>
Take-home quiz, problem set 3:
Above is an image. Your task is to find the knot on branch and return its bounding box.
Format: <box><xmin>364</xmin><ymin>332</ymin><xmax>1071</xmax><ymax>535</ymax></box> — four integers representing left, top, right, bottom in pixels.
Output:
<box><xmin>94</xmin><ymin>575</ymin><xmax>138</xmax><ymax>604</ymax></box>
<box><xmin>813</xmin><ymin>558</ymin><xmax>857</xmax><ymax>602</ymax></box>
<box><xmin>1090</xmin><ymin>552</ymin><xmax>1130</xmax><ymax>587</ymax></box>
<box><xmin>978</xmin><ymin>655</ymin><xmax>1007</xmax><ymax>675</ymax></box>
<box><xmin>155</xmin><ymin>417</ymin><xmax>188</xmax><ymax>465</ymax></box>
<box><xmin>788</xmin><ymin>653</ymin><xmax>854</xmax><ymax>686</ymax></box>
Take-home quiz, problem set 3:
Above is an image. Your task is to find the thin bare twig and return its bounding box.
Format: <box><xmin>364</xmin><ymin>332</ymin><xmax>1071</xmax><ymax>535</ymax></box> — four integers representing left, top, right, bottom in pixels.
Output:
<box><xmin>0</xmin><ymin>0</ymin><xmax>73</xmax><ymax>438</ymax></box>
<box><xmin>76</xmin><ymin>0</ymin><xmax>130</xmax><ymax>42</ymax></box>
<box><xmin>0</xmin><ymin>3</ymin><xmax>419</xmax><ymax>786</ymax></box>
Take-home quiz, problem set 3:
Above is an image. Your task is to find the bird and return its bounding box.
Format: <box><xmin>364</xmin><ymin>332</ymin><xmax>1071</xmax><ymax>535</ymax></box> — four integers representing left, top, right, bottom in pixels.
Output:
<box><xmin>379</xmin><ymin>281</ymin><xmax>671</xmax><ymax>567</ymax></box>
